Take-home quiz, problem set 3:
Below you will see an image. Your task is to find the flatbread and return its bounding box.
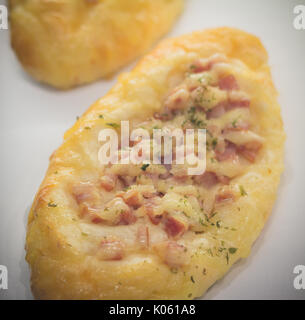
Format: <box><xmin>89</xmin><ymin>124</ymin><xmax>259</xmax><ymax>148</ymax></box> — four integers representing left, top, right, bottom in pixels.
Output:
<box><xmin>26</xmin><ymin>27</ymin><xmax>285</xmax><ymax>299</ymax></box>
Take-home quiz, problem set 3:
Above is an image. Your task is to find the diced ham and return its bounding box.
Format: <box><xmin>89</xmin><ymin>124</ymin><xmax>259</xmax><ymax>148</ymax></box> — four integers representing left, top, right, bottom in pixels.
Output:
<box><xmin>226</xmin><ymin>99</ymin><xmax>250</xmax><ymax>111</ymax></box>
<box><xmin>223</xmin><ymin>130</ymin><xmax>263</xmax><ymax>156</ymax></box>
<box><xmin>207</xmin><ymin>124</ymin><xmax>221</xmax><ymax>136</ymax></box>
<box><xmin>119</xmin><ymin>209</ymin><xmax>137</xmax><ymax>225</ymax></box>
<box><xmin>237</xmin><ymin>144</ymin><xmax>261</xmax><ymax>162</ymax></box>
<box><xmin>237</xmin><ymin>148</ymin><xmax>257</xmax><ymax>162</ymax></box>
<box><xmin>144</xmin><ymin>202</ymin><xmax>163</xmax><ymax>225</ymax></box>
<box><xmin>72</xmin><ymin>183</ymin><xmax>105</xmax><ymax>223</ymax></box>
<box><xmin>244</xmin><ymin>140</ymin><xmax>263</xmax><ymax>151</ymax></box>
<box><xmin>215</xmin><ymin>142</ymin><xmax>238</xmax><ymax>161</ymax></box>
<box><xmin>136</xmin><ymin>186</ymin><xmax>156</xmax><ymax>199</ymax></box>
<box><xmin>97</xmin><ymin>239</ymin><xmax>124</xmax><ymax>261</ymax></box>
<box><xmin>215</xmin><ymin>190</ymin><xmax>235</xmax><ymax>204</ymax></box>
<box><xmin>148</xmin><ymin>213</ymin><xmax>163</xmax><ymax>225</ymax></box>
<box><xmin>81</xmin><ymin>206</ymin><xmax>104</xmax><ymax>224</ymax></box>
<box><xmin>72</xmin><ymin>183</ymin><xmax>97</xmax><ymax>205</ymax></box>
<box><xmin>194</xmin><ymin>171</ymin><xmax>219</xmax><ymax>188</ymax></box>
<box><xmin>217</xmin><ymin>175</ymin><xmax>230</xmax><ymax>185</ymax></box>
<box><xmin>100</xmin><ymin>174</ymin><xmax>117</xmax><ymax>192</ymax></box>
<box><xmin>148</xmin><ymin>212</ymin><xmax>162</xmax><ymax>225</ymax></box>
<box><xmin>236</xmin><ymin>139</ymin><xmax>262</xmax><ymax>162</ymax></box>
<box><xmin>122</xmin><ymin>190</ymin><xmax>143</xmax><ymax>209</ymax></box>
<box><xmin>170</xmin><ymin>165</ymin><xmax>189</xmax><ymax>179</ymax></box>
<box><xmin>164</xmin><ymin>241</ymin><xmax>187</xmax><ymax>268</ymax></box>
<box><xmin>102</xmin><ymin>197</ymin><xmax>135</xmax><ymax>225</ymax></box>
<box><xmin>207</xmin><ymin>103</ymin><xmax>226</xmax><ymax>119</ymax></box>
<box><xmin>190</xmin><ymin>60</ymin><xmax>213</xmax><ymax>73</ymax></box>
<box><xmin>118</xmin><ymin>175</ymin><xmax>136</xmax><ymax>188</ymax></box>
<box><xmin>163</xmin><ymin>164</ymin><xmax>172</xmax><ymax>172</ymax></box>
<box><xmin>164</xmin><ymin>86</ymin><xmax>190</xmax><ymax>111</ymax></box>
<box><xmin>205</xmin><ymin>90</ymin><xmax>250</xmax><ymax>119</ymax></box>
<box><xmin>190</xmin><ymin>54</ymin><xmax>226</xmax><ymax>74</ymax></box>
<box><xmin>91</xmin><ymin>216</ymin><xmax>103</xmax><ymax>224</ymax></box>
<box><xmin>164</xmin><ymin>216</ymin><xmax>188</xmax><ymax>238</ymax></box>
<box><xmin>227</xmin><ymin>90</ymin><xmax>251</xmax><ymax>110</ymax></box>
<box><xmin>218</xmin><ymin>74</ymin><xmax>239</xmax><ymax>91</ymax></box>
<box><xmin>194</xmin><ymin>171</ymin><xmax>230</xmax><ymax>188</ymax></box>
<box><xmin>160</xmin><ymin>164</ymin><xmax>172</xmax><ymax>179</ymax></box>
<box><xmin>215</xmin><ymin>137</ymin><xmax>226</xmax><ymax>154</ymax></box>
<box><xmin>137</xmin><ymin>225</ymin><xmax>150</xmax><ymax>248</ymax></box>
<box><xmin>159</xmin><ymin>171</ymin><xmax>171</xmax><ymax>179</ymax></box>
<box><xmin>142</xmin><ymin>192</ymin><xmax>156</xmax><ymax>199</ymax></box>
<box><xmin>173</xmin><ymin>175</ymin><xmax>188</xmax><ymax>183</ymax></box>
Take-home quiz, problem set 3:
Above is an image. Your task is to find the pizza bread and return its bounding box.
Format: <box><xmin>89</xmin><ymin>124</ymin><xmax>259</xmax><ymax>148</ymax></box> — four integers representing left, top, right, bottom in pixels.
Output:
<box><xmin>26</xmin><ymin>27</ymin><xmax>285</xmax><ymax>299</ymax></box>
<box><xmin>9</xmin><ymin>0</ymin><xmax>183</xmax><ymax>89</ymax></box>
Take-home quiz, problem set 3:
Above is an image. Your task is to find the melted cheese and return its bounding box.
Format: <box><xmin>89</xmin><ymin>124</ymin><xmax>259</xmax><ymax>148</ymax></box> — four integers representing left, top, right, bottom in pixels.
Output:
<box><xmin>26</xmin><ymin>28</ymin><xmax>285</xmax><ymax>300</ymax></box>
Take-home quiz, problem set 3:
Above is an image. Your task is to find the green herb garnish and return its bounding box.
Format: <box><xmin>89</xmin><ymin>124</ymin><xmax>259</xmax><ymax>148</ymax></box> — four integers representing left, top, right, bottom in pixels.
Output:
<box><xmin>48</xmin><ymin>202</ymin><xmax>57</xmax><ymax>208</ymax></box>
<box><xmin>106</xmin><ymin>122</ymin><xmax>120</xmax><ymax>129</ymax></box>
<box><xmin>239</xmin><ymin>185</ymin><xmax>248</xmax><ymax>196</ymax></box>
<box><xmin>199</xmin><ymin>218</ymin><xmax>208</xmax><ymax>227</ymax></box>
<box><xmin>232</xmin><ymin>118</ymin><xmax>238</xmax><ymax>128</ymax></box>
<box><xmin>212</xmin><ymin>138</ymin><xmax>218</xmax><ymax>148</ymax></box>
<box><xmin>229</xmin><ymin>247</ymin><xmax>238</xmax><ymax>254</ymax></box>
<box><xmin>187</xmin><ymin>107</ymin><xmax>206</xmax><ymax>128</ymax></box>
<box><xmin>141</xmin><ymin>164</ymin><xmax>150</xmax><ymax>171</ymax></box>
<box><xmin>226</xmin><ymin>252</ymin><xmax>229</xmax><ymax>264</ymax></box>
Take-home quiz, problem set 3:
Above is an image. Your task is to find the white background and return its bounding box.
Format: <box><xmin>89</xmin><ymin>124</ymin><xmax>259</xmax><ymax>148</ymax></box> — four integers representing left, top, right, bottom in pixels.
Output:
<box><xmin>0</xmin><ymin>0</ymin><xmax>305</xmax><ymax>300</ymax></box>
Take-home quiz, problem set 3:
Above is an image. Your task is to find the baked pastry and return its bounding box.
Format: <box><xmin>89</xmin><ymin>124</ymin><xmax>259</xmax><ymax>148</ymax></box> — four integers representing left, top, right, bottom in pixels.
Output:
<box><xmin>9</xmin><ymin>0</ymin><xmax>184</xmax><ymax>89</ymax></box>
<box><xmin>26</xmin><ymin>27</ymin><xmax>285</xmax><ymax>299</ymax></box>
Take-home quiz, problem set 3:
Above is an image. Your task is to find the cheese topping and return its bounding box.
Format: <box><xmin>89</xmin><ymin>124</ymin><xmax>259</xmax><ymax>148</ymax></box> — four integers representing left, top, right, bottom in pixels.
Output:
<box><xmin>71</xmin><ymin>54</ymin><xmax>263</xmax><ymax>267</ymax></box>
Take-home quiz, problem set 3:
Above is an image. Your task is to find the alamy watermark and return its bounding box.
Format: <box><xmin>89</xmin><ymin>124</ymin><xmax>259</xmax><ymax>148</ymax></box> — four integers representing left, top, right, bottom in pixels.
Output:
<box><xmin>0</xmin><ymin>265</ymin><xmax>8</xmax><ymax>290</ymax></box>
<box><xmin>0</xmin><ymin>5</ymin><xmax>8</xmax><ymax>30</ymax></box>
<box><xmin>293</xmin><ymin>5</ymin><xmax>305</xmax><ymax>30</ymax></box>
<box><xmin>293</xmin><ymin>265</ymin><xmax>305</xmax><ymax>290</ymax></box>
<box><xmin>97</xmin><ymin>121</ymin><xmax>206</xmax><ymax>175</ymax></box>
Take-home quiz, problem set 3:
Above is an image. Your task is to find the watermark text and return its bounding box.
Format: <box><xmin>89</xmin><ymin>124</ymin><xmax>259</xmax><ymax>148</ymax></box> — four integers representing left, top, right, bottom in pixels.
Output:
<box><xmin>293</xmin><ymin>265</ymin><xmax>305</xmax><ymax>290</ymax></box>
<box><xmin>0</xmin><ymin>265</ymin><xmax>8</xmax><ymax>290</ymax></box>
<box><xmin>293</xmin><ymin>5</ymin><xmax>305</xmax><ymax>30</ymax></box>
<box><xmin>0</xmin><ymin>5</ymin><xmax>8</xmax><ymax>30</ymax></box>
<box><xmin>98</xmin><ymin>121</ymin><xmax>206</xmax><ymax>175</ymax></box>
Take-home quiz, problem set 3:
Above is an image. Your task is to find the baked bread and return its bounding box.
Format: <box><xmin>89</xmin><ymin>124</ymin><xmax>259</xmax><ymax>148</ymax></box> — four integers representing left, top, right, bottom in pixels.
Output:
<box><xmin>26</xmin><ymin>27</ymin><xmax>285</xmax><ymax>299</ymax></box>
<box><xmin>9</xmin><ymin>0</ymin><xmax>183</xmax><ymax>89</ymax></box>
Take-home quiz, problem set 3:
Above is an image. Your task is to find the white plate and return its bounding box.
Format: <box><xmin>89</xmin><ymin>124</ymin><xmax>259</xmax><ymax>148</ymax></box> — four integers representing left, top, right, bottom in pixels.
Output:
<box><xmin>1</xmin><ymin>0</ymin><xmax>305</xmax><ymax>300</ymax></box>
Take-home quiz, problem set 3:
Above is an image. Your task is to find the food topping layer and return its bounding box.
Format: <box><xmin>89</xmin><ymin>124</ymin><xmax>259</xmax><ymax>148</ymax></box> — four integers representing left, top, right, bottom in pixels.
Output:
<box><xmin>71</xmin><ymin>55</ymin><xmax>263</xmax><ymax>267</ymax></box>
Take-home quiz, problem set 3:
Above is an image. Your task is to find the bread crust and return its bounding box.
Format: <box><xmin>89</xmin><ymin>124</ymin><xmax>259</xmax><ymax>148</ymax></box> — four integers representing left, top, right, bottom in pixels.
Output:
<box><xmin>26</xmin><ymin>27</ymin><xmax>285</xmax><ymax>299</ymax></box>
<box><xmin>9</xmin><ymin>0</ymin><xmax>183</xmax><ymax>89</ymax></box>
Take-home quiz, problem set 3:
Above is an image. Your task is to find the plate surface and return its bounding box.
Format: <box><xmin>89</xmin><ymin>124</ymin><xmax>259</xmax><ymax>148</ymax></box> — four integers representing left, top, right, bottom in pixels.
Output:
<box><xmin>0</xmin><ymin>0</ymin><xmax>305</xmax><ymax>300</ymax></box>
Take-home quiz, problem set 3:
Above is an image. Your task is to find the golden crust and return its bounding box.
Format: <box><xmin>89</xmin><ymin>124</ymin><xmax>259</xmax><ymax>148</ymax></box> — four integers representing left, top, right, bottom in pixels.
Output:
<box><xmin>26</xmin><ymin>27</ymin><xmax>285</xmax><ymax>299</ymax></box>
<box><xmin>9</xmin><ymin>0</ymin><xmax>183</xmax><ymax>89</ymax></box>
